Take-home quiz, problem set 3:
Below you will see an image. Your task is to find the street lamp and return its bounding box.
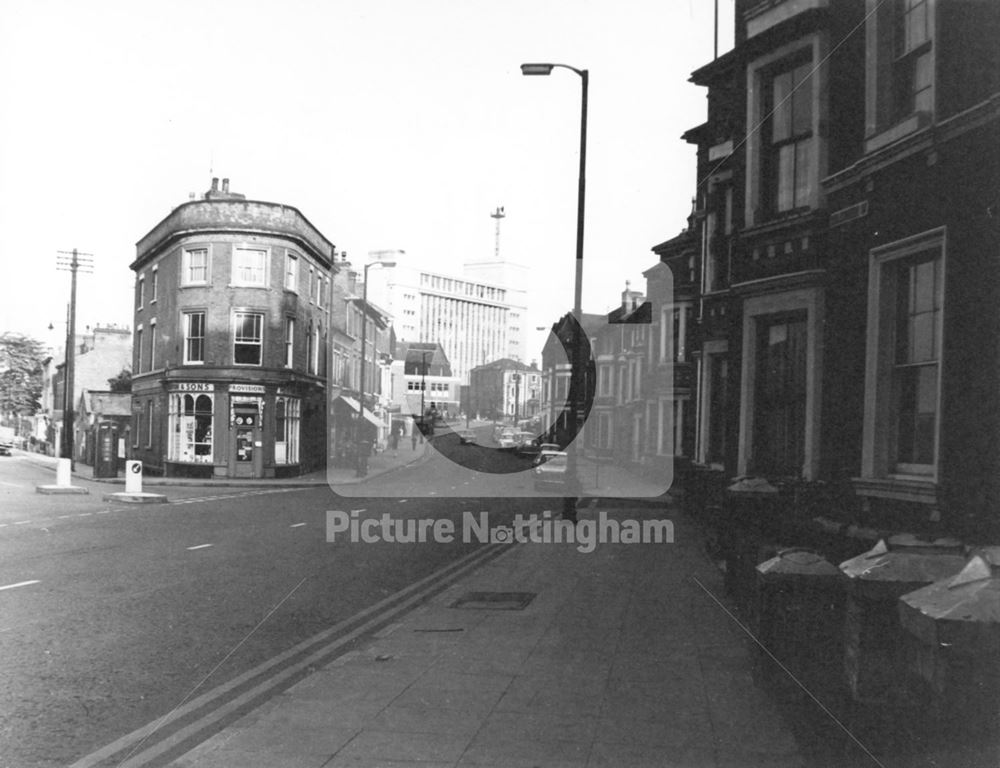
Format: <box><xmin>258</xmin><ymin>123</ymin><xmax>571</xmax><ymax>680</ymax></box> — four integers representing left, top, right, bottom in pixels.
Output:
<box><xmin>521</xmin><ymin>62</ymin><xmax>587</xmax><ymax>522</ymax></box>
<box><xmin>357</xmin><ymin>256</ymin><xmax>396</xmax><ymax>476</ymax></box>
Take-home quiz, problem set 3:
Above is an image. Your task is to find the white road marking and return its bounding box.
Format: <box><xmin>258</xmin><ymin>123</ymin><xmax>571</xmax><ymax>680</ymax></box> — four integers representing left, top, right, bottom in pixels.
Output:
<box><xmin>96</xmin><ymin>510</ymin><xmax>110</xmax><ymax>514</ymax></box>
<box><xmin>350</xmin><ymin>508</ymin><xmax>366</xmax><ymax>513</ymax></box>
<box><xmin>57</xmin><ymin>515</ymin><xmax>74</xmax><ymax>519</ymax></box>
<box><xmin>77</xmin><ymin>513</ymin><xmax>92</xmax><ymax>517</ymax></box>
<box><xmin>0</xmin><ymin>480</ymin><xmax>23</xmax><ymax>487</ymax></box>
<box><xmin>0</xmin><ymin>524</ymin><xmax>7</xmax><ymax>528</ymax></box>
<box><xmin>0</xmin><ymin>580</ymin><xmax>40</xmax><ymax>591</ymax></box>
<box><xmin>398</xmin><ymin>499</ymin><xmax>408</xmax><ymax>503</ymax></box>
<box><xmin>290</xmin><ymin>523</ymin><xmax>306</xmax><ymax>528</ymax></box>
<box><xmin>14</xmin><ymin>521</ymin><xmax>30</xmax><ymax>525</ymax></box>
<box><xmin>186</xmin><ymin>544</ymin><xmax>213</xmax><ymax>551</ymax></box>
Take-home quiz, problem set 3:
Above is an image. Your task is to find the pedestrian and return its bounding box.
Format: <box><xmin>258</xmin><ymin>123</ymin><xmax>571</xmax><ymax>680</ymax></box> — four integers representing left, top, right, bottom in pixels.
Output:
<box><xmin>411</xmin><ymin>429</ymin><xmax>418</xmax><ymax>450</ymax></box>
<box><xmin>389</xmin><ymin>431</ymin><xmax>399</xmax><ymax>457</ymax></box>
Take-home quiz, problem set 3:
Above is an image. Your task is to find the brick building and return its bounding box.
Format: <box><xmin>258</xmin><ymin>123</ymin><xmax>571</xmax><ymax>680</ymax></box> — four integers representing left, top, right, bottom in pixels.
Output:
<box><xmin>129</xmin><ymin>179</ymin><xmax>336</xmax><ymax>478</ymax></box>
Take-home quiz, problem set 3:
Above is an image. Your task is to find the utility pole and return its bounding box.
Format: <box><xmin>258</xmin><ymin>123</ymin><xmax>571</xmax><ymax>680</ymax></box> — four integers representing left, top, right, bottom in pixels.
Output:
<box><xmin>491</xmin><ymin>206</ymin><xmax>505</xmax><ymax>260</ymax></box>
<box><xmin>56</xmin><ymin>249</ymin><xmax>93</xmax><ymax>469</ymax></box>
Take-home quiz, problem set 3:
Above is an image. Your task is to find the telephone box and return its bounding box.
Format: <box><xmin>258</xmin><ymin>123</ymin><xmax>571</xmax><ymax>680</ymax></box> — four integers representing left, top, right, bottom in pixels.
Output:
<box><xmin>94</xmin><ymin>421</ymin><xmax>120</xmax><ymax>478</ymax></box>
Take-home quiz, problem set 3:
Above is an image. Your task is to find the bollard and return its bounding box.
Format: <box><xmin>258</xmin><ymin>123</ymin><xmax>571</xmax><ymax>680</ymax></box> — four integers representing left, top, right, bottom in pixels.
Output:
<box><xmin>56</xmin><ymin>458</ymin><xmax>72</xmax><ymax>487</ymax></box>
<box><xmin>125</xmin><ymin>460</ymin><xmax>143</xmax><ymax>494</ymax></box>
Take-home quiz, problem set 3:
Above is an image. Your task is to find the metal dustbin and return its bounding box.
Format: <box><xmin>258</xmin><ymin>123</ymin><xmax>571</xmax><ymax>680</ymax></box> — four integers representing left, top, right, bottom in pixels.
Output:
<box><xmin>839</xmin><ymin>534</ymin><xmax>966</xmax><ymax>706</ymax></box>
<box><xmin>898</xmin><ymin>547</ymin><xmax>1000</xmax><ymax>737</ymax></box>
<box><xmin>753</xmin><ymin>548</ymin><xmax>844</xmax><ymax>696</ymax></box>
<box><xmin>722</xmin><ymin>477</ymin><xmax>782</xmax><ymax>619</ymax></box>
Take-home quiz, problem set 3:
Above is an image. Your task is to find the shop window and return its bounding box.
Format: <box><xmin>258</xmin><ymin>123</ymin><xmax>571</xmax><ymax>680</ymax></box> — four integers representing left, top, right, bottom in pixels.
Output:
<box><xmin>275</xmin><ymin>397</ymin><xmax>300</xmax><ymax>464</ymax></box>
<box><xmin>169</xmin><ymin>393</ymin><xmax>213</xmax><ymax>463</ymax></box>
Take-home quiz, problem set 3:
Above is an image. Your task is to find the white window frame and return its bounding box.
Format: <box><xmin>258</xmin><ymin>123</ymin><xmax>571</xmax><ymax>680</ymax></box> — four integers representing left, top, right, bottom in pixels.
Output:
<box><xmin>150</xmin><ymin>266</ymin><xmax>158</xmax><ymax>304</ymax></box>
<box><xmin>285</xmin><ymin>252</ymin><xmax>299</xmax><ymax>292</ymax></box>
<box><xmin>149</xmin><ymin>319</ymin><xmax>157</xmax><ymax>371</ymax></box>
<box><xmin>274</xmin><ymin>396</ymin><xmax>300</xmax><ymax>464</ymax></box>
<box><xmin>232</xmin><ymin>247</ymin><xmax>269</xmax><ymax>287</ymax></box>
<box><xmin>182</xmin><ymin>247</ymin><xmax>209</xmax><ymax>286</ymax></box>
<box><xmin>233</xmin><ymin>311</ymin><xmax>264</xmax><ymax>367</ymax></box>
<box><xmin>285</xmin><ymin>316</ymin><xmax>295</xmax><ymax>368</ymax></box>
<box><xmin>137</xmin><ymin>274</ymin><xmax>145</xmax><ymax>310</ymax></box>
<box><xmin>745</xmin><ymin>34</ymin><xmax>827</xmax><ymax>228</ymax></box>
<box><xmin>168</xmin><ymin>392</ymin><xmax>214</xmax><ymax>463</ymax></box>
<box><xmin>183</xmin><ymin>311</ymin><xmax>206</xmax><ymax>365</ymax></box>
<box><xmin>860</xmin><ymin>227</ymin><xmax>946</xmax><ymax>484</ymax></box>
<box><xmin>696</xmin><ymin>340</ymin><xmax>729</xmax><ymax>467</ymax></box>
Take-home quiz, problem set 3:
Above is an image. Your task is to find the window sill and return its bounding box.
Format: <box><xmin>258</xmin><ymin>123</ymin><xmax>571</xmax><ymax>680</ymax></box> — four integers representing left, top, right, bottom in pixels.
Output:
<box><xmin>851</xmin><ymin>475</ymin><xmax>938</xmax><ymax>505</ymax></box>
<box><xmin>865</xmin><ymin>112</ymin><xmax>931</xmax><ymax>154</ymax></box>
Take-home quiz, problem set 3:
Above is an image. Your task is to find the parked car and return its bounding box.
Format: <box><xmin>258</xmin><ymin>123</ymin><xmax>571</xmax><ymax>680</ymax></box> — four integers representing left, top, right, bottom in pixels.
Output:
<box><xmin>0</xmin><ymin>426</ymin><xmax>13</xmax><ymax>456</ymax></box>
<box><xmin>532</xmin><ymin>445</ymin><xmax>564</xmax><ymax>466</ymax></box>
<box><xmin>533</xmin><ymin>451</ymin><xmax>568</xmax><ymax>490</ymax></box>
<box><xmin>458</xmin><ymin>429</ymin><xmax>478</xmax><ymax>445</ymax></box>
<box><xmin>497</xmin><ymin>429</ymin><xmax>519</xmax><ymax>450</ymax></box>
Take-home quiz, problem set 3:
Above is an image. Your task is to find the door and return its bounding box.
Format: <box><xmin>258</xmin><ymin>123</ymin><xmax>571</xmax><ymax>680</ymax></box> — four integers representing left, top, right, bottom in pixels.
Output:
<box><xmin>752</xmin><ymin>313</ymin><xmax>807</xmax><ymax>477</ymax></box>
<box><xmin>231</xmin><ymin>404</ymin><xmax>262</xmax><ymax>478</ymax></box>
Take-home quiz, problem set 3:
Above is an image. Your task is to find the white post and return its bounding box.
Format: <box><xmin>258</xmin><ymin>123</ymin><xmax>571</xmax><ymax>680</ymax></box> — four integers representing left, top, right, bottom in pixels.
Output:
<box><xmin>125</xmin><ymin>460</ymin><xmax>143</xmax><ymax>494</ymax></box>
<box><xmin>56</xmin><ymin>458</ymin><xmax>72</xmax><ymax>487</ymax></box>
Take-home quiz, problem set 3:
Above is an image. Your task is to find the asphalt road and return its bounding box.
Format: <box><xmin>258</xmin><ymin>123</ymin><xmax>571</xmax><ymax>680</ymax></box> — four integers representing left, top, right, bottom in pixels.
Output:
<box><xmin>0</xmin><ymin>436</ymin><xmax>553</xmax><ymax>768</ymax></box>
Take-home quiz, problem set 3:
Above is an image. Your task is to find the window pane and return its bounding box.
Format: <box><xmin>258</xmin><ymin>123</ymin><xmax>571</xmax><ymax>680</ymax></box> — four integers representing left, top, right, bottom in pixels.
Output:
<box><xmin>794</xmin><ymin>138</ymin><xmax>814</xmax><ymax>207</ymax></box>
<box><xmin>895</xmin><ymin>364</ymin><xmax>937</xmax><ymax>465</ymax></box>
<box><xmin>792</xmin><ymin>63</ymin><xmax>812</xmax><ymax>136</ymax></box>
<box><xmin>771</xmin><ymin>71</ymin><xmax>793</xmax><ymax>143</ymax></box>
<box><xmin>777</xmin><ymin>144</ymin><xmax>796</xmax><ymax>211</ymax></box>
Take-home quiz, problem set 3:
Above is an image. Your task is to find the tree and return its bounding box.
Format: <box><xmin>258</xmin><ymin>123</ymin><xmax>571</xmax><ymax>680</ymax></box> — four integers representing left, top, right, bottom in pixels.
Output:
<box><xmin>107</xmin><ymin>367</ymin><xmax>132</xmax><ymax>393</ymax></box>
<box><xmin>0</xmin><ymin>333</ymin><xmax>46</xmax><ymax>420</ymax></box>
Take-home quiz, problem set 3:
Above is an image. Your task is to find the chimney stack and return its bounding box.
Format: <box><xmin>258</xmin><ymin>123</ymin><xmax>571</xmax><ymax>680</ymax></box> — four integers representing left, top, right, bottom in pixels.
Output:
<box><xmin>211</xmin><ymin>177</ymin><xmax>219</xmax><ymax>192</ymax></box>
<box><xmin>222</xmin><ymin>178</ymin><xmax>230</xmax><ymax>193</ymax></box>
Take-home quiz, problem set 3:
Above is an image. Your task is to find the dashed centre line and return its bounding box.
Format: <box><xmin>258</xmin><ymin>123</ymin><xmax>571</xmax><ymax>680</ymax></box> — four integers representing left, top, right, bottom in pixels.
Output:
<box><xmin>289</xmin><ymin>523</ymin><xmax>306</xmax><ymax>528</ymax></box>
<box><xmin>186</xmin><ymin>544</ymin><xmax>214</xmax><ymax>551</ymax></box>
<box><xmin>0</xmin><ymin>580</ymin><xmax>40</xmax><ymax>591</ymax></box>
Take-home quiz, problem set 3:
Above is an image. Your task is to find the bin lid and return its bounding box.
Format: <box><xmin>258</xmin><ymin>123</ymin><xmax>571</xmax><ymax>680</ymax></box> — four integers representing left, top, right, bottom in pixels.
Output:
<box><xmin>898</xmin><ymin>551</ymin><xmax>1000</xmax><ymax>654</ymax></box>
<box><xmin>757</xmin><ymin>548</ymin><xmax>840</xmax><ymax>579</ymax></box>
<box><xmin>726</xmin><ymin>476</ymin><xmax>779</xmax><ymax>494</ymax></box>
<box><xmin>839</xmin><ymin>536</ymin><xmax>967</xmax><ymax>599</ymax></box>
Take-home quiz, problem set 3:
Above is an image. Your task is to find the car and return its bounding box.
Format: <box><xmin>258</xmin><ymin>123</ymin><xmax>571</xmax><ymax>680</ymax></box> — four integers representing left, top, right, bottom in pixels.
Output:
<box><xmin>497</xmin><ymin>430</ymin><xmax>519</xmax><ymax>450</ymax></box>
<box><xmin>533</xmin><ymin>452</ymin><xmax>568</xmax><ymax>490</ymax></box>
<box><xmin>458</xmin><ymin>429</ymin><xmax>478</xmax><ymax>445</ymax></box>
<box><xmin>0</xmin><ymin>443</ymin><xmax>10</xmax><ymax>457</ymax></box>
<box><xmin>532</xmin><ymin>446</ymin><xmax>564</xmax><ymax>467</ymax></box>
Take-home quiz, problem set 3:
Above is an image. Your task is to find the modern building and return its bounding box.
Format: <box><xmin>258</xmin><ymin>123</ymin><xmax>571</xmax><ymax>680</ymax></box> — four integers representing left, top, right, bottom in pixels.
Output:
<box><xmin>363</xmin><ymin>250</ymin><xmax>529</xmax><ymax>383</ymax></box>
<box><xmin>467</xmin><ymin>358</ymin><xmax>541</xmax><ymax>424</ymax></box>
<box><xmin>129</xmin><ymin>178</ymin><xmax>336</xmax><ymax>478</ymax></box>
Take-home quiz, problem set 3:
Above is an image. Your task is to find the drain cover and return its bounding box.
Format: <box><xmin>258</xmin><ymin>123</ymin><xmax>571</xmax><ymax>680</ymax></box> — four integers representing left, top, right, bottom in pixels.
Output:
<box><xmin>450</xmin><ymin>591</ymin><xmax>536</xmax><ymax>610</ymax></box>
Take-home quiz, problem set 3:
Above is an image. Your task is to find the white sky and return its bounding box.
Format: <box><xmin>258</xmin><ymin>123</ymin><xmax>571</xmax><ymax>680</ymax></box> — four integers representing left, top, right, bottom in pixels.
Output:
<box><xmin>0</xmin><ymin>0</ymin><xmax>734</xmax><ymax>361</ymax></box>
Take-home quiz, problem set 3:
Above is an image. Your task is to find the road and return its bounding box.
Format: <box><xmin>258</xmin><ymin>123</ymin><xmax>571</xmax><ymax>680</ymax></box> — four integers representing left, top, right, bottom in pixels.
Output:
<box><xmin>0</xmin><ymin>432</ymin><xmax>553</xmax><ymax>768</ymax></box>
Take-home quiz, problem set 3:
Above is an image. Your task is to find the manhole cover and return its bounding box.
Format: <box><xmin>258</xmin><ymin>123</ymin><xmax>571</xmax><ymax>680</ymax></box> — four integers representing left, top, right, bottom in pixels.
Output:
<box><xmin>450</xmin><ymin>591</ymin><xmax>536</xmax><ymax>610</ymax></box>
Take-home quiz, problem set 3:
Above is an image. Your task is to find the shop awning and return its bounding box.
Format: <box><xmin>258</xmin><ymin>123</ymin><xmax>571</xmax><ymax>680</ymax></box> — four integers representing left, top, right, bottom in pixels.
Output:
<box><xmin>336</xmin><ymin>396</ymin><xmax>383</xmax><ymax>428</ymax></box>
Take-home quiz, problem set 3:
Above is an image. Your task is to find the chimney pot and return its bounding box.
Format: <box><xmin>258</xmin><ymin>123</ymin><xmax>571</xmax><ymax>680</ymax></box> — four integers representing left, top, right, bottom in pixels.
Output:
<box><xmin>211</xmin><ymin>177</ymin><xmax>219</xmax><ymax>192</ymax></box>
<box><xmin>222</xmin><ymin>178</ymin><xmax>229</xmax><ymax>193</ymax></box>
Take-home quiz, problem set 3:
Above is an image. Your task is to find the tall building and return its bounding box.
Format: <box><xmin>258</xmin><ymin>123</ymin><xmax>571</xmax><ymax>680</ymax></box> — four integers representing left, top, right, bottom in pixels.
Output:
<box><xmin>129</xmin><ymin>179</ymin><xmax>336</xmax><ymax>478</ymax></box>
<box><xmin>364</xmin><ymin>250</ymin><xmax>528</xmax><ymax>384</ymax></box>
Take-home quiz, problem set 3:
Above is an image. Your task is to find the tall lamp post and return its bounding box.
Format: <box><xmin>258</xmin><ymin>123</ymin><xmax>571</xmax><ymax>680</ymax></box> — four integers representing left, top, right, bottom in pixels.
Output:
<box><xmin>356</xmin><ymin>256</ymin><xmax>396</xmax><ymax>476</ymax></box>
<box><xmin>521</xmin><ymin>62</ymin><xmax>587</xmax><ymax>522</ymax></box>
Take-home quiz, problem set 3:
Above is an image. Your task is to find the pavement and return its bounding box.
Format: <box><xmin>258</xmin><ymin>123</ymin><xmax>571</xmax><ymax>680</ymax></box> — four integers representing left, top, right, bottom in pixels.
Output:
<box><xmin>159</xmin><ymin>500</ymin><xmax>809</xmax><ymax>768</ymax></box>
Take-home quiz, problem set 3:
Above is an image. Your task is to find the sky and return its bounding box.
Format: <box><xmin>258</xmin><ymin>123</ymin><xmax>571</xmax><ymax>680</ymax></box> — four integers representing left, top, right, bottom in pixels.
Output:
<box><xmin>0</xmin><ymin>0</ymin><xmax>734</xmax><ymax>362</ymax></box>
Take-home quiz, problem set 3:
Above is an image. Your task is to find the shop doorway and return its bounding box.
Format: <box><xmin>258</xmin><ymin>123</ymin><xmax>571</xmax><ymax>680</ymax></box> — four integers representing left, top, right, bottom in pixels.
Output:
<box><xmin>231</xmin><ymin>402</ymin><xmax>262</xmax><ymax>477</ymax></box>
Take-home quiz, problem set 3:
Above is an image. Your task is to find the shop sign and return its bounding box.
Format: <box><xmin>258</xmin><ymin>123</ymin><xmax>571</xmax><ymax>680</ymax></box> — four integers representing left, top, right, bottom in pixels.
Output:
<box><xmin>230</xmin><ymin>384</ymin><xmax>266</xmax><ymax>394</ymax></box>
<box><xmin>170</xmin><ymin>383</ymin><xmax>215</xmax><ymax>392</ymax></box>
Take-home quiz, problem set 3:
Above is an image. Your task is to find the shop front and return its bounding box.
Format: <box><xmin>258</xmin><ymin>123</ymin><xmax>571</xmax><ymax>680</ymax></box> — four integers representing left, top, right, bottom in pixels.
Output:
<box><xmin>163</xmin><ymin>381</ymin><xmax>307</xmax><ymax>479</ymax></box>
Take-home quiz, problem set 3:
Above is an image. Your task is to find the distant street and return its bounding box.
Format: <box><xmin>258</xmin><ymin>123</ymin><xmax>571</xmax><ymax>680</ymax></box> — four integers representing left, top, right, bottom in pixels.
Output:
<box><xmin>0</xmin><ymin>439</ymin><xmax>554</xmax><ymax>768</ymax></box>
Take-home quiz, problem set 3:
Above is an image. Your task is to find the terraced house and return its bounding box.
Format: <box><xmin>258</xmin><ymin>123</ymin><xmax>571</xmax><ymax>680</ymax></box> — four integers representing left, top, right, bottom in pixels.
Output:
<box><xmin>673</xmin><ymin>0</ymin><xmax>1000</xmax><ymax>540</ymax></box>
